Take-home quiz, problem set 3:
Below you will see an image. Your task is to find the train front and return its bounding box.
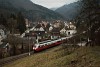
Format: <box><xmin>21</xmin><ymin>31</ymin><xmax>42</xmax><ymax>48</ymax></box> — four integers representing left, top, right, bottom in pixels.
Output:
<box><xmin>33</xmin><ymin>43</ymin><xmax>39</xmax><ymax>51</ymax></box>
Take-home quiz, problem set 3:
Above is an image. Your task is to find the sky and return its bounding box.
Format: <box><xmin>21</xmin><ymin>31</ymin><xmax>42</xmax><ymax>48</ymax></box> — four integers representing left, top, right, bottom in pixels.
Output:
<box><xmin>31</xmin><ymin>0</ymin><xmax>77</xmax><ymax>8</ymax></box>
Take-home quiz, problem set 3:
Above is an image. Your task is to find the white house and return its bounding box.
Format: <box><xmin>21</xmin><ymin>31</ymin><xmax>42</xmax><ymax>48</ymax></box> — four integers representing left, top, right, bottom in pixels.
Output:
<box><xmin>60</xmin><ymin>22</ymin><xmax>77</xmax><ymax>36</ymax></box>
<box><xmin>25</xmin><ymin>18</ymin><xmax>30</xmax><ymax>28</ymax></box>
<box><xmin>0</xmin><ymin>24</ymin><xmax>10</xmax><ymax>38</ymax></box>
<box><xmin>66</xmin><ymin>22</ymin><xmax>77</xmax><ymax>36</ymax></box>
<box><xmin>53</xmin><ymin>22</ymin><xmax>60</xmax><ymax>28</ymax></box>
<box><xmin>0</xmin><ymin>29</ymin><xmax>5</xmax><ymax>39</ymax></box>
<box><xmin>0</xmin><ymin>29</ymin><xmax>7</xmax><ymax>44</ymax></box>
<box><xmin>68</xmin><ymin>22</ymin><xmax>76</xmax><ymax>29</ymax></box>
<box><xmin>49</xmin><ymin>26</ymin><xmax>53</xmax><ymax>31</ymax></box>
<box><xmin>60</xmin><ymin>28</ymin><xmax>66</xmax><ymax>34</ymax></box>
<box><xmin>66</xmin><ymin>30</ymin><xmax>77</xmax><ymax>36</ymax></box>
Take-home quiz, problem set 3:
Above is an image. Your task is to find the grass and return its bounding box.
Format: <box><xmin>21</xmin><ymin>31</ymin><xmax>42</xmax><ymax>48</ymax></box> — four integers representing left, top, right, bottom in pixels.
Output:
<box><xmin>3</xmin><ymin>45</ymin><xmax>100</xmax><ymax>67</ymax></box>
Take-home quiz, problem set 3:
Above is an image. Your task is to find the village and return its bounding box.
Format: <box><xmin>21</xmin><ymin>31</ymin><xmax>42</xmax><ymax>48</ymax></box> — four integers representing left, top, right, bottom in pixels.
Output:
<box><xmin>0</xmin><ymin>0</ymin><xmax>99</xmax><ymax>66</ymax></box>
<box><xmin>0</xmin><ymin>19</ymin><xmax>77</xmax><ymax>59</ymax></box>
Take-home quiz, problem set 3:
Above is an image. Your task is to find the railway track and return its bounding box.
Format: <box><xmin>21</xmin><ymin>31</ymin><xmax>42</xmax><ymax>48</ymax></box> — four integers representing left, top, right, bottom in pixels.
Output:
<box><xmin>0</xmin><ymin>51</ymin><xmax>34</xmax><ymax>67</ymax></box>
<box><xmin>0</xmin><ymin>45</ymin><xmax>62</xmax><ymax>67</ymax></box>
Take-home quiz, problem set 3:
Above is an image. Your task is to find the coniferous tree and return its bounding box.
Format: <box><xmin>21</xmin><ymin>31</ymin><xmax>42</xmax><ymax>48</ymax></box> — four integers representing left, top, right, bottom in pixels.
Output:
<box><xmin>7</xmin><ymin>18</ymin><xmax>17</xmax><ymax>34</ymax></box>
<box><xmin>17</xmin><ymin>12</ymin><xmax>26</xmax><ymax>34</ymax></box>
<box><xmin>0</xmin><ymin>14</ymin><xmax>7</xmax><ymax>27</ymax></box>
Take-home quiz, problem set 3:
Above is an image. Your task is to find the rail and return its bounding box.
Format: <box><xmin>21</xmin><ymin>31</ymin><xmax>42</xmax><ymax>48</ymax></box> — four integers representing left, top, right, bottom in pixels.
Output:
<box><xmin>0</xmin><ymin>51</ymin><xmax>34</xmax><ymax>66</ymax></box>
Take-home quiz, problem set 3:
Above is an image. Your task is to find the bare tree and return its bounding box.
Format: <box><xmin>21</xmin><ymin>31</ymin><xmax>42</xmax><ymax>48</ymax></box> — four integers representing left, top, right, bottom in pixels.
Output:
<box><xmin>77</xmin><ymin>0</ymin><xmax>100</xmax><ymax>46</ymax></box>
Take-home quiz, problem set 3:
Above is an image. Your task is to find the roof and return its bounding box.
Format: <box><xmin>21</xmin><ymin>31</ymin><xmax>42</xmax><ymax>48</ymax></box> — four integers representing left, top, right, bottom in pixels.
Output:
<box><xmin>65</xmin><ymin>26</ymin><xmax>73</xmax><ymax>30</ymax></box>
<box><xmin>35</xmin><ymin>24</ymin><xmax>41</xmax><ymax>28</ymax></box>
<box><xmin>52</xmin><ymin>28</ymin><xmax>60</xmax><ymax>32</ymax></box>
<box><xmin>34</xmin><ymin>31</ymin><xmax>45</xmax><ymax>36</ymax></box>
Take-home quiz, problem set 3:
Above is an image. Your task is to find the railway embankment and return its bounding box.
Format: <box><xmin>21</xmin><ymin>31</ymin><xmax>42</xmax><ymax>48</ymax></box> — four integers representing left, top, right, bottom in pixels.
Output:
<box><xmin>3</xmin><ymin>45</ymin><xmax>100</xmax><ymax>67</ymax></box>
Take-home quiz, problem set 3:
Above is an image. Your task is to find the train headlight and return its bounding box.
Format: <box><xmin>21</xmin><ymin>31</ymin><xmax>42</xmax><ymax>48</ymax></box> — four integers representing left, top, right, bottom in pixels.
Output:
<box><xmin>33</xmin><ymin>46</ymin><xmax>36</xmax><ymax>50</ymax></box>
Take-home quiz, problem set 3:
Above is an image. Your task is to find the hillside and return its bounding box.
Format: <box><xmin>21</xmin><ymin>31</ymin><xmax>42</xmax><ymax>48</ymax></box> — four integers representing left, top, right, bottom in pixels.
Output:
<box><xmin>55</xmin><ymin>1</ymin><xmax>81</xmax><ymax>20</ymax></box>
<box><xmin>0</xmin><ymin>0</ymin><xmax>64</xmax><ymax>21</ymax></box>
<box><xmin>3</xmin><ymin>45</ymin><xmax>100</xmax><ymax>67</ymax></box>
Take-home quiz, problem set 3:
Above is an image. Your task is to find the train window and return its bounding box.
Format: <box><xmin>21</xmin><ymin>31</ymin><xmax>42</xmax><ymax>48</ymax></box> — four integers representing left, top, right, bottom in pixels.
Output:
<box><xmin>38</xmin><ymin>46</ymin><xmax>41</xmax><ymax>47</ymax></box>
<box><xmin>45</xmin><ymin>44</ymin><xmax>47</xmax><ymax>45</ymax></box>
<box><xmin>41</xmin><ymin>45</ymin><xmax>44</xmax><ymax>47</ymax></box>
<box><xmin>68</xmin><ymin>32</ymin><xmax>70</xmax><ymax>35</ymax></box>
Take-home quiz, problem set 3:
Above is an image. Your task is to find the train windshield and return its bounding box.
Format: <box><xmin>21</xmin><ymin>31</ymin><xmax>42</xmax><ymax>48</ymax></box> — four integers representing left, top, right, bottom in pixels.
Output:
<box><xmin>39</xmin><ymin>40</ymin><xmax>51</xmax><ymax>44</ymax></box>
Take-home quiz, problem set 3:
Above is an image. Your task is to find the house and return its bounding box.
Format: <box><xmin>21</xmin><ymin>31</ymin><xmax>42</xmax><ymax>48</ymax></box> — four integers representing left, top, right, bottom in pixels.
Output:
<box><xmin>51</xmin><ymin>27</ymin><xmax>60</xmax><ymax>39</ymax></box>
<box><xmin>66</xmin><ymin>29</ymin><xmax>77</xmax><ymax>36</ymax></box>
<box><xmin>25</xmin><ymin>19</ymin><xmax>30</xmax><ymax>28</ymax></box>
<box><xmin>53</xmin><ymin>21</ymin><xmax>61</xmax><ymax>28</ymax></box>
<box><xmin>34</xmin><ymin>24</ymin><xmax>45</xmax><ymax>34</ymax></box>
<box><xmin>41</xmin><ymin>21</ymin><xmax>48</xmax><ymax>27</ymax></box>
<box><xmin>60</xmin><ymin>27</ymin><xmax>67</xmax><ymax>34</ymax></box>
<box><xmin>0</xmin><ymin>25</ymin><xmax>9</xmax><ymax>44</ymax></box>
<box><xmin>65</xmin><ymin>22</ymin><xmax>77</xmax><ymax>36</ymax></box>
<box><xmin>0</xmin><ymin>29</ymin><xmax>5</xmax><ymax>44</ymax></box>
<box><xmin>38</xmin><ymin>21</ymin><xmax>50</xmax><ymax>32</ymax></box>
<box><xmin>60</xmin><ymin>22</ymin><xmax>77</xmax><ymax>36</ymax></box>
<box><xmin>49</xmin><ymin>26</ymin><xmax>53</xmax><ymax>31</ymax></box>
<box><xmin>31</xmin><ymin>24</ymin><xmax>45</xmax><ymax>40</ymax></box>
<box><xmin>68</xmin><ymin>22</ymin><xmax>76</xmax><ymax>29</ymax></box>
<box><xmin>34</xmin><ymin>27</ymin><xmax>45</xmax><ymax>31</ymax></box>
<box><xmin>60</xmin><ymin>27</ymin><xmax>77</xmax><ymax>36</ymax></box>
<box><xmin>25</xmin><ymin>18</ymin><xmax>33</xmax><ymax>29</ymax></box>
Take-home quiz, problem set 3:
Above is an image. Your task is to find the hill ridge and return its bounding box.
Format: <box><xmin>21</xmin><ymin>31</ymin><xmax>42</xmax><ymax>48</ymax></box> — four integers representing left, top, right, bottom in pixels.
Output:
<box><xmin>0</xmin><ymin>0</ymin><xmax>65</xmax><ymax>21</ymax></box>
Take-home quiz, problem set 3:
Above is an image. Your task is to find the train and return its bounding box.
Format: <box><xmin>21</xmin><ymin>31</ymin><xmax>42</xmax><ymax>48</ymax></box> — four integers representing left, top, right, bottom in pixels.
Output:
<box><xmin>33</xmin><ymin>37</ymin><xmax>69</xmax><ymax>52</ymax></box>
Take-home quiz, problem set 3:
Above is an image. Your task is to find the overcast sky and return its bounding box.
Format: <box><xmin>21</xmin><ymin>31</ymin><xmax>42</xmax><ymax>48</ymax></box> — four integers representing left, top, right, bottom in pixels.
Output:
<box><xmin>31</xmin><ymin>0</ymin><xmax>77</xmax><ymax>8</ymax></box>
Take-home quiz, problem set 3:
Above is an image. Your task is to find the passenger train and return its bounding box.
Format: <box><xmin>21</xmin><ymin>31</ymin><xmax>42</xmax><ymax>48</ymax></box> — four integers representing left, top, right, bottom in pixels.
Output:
<box><xmin>33</xmin><ymin>37</ymin><xmax>68</xmax><ymax>52</ymax></box>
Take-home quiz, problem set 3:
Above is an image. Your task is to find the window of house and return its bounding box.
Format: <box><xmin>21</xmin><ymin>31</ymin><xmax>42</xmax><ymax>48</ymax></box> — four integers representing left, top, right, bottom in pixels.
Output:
<box><xmin>68</xmin><ymin>32</ymin><xmax>70</xmax><ymax>35</ymax></box>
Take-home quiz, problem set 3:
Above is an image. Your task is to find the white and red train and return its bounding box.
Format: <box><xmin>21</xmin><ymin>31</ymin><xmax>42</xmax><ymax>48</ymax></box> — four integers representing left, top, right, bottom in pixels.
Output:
<box><xmin>33</xmin><ymin>37</ymin><xmax>69</xmax><ymax>52</ymax></box>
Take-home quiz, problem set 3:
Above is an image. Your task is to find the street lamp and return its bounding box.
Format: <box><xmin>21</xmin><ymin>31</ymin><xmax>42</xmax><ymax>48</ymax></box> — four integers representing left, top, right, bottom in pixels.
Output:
<box><xmin>28</xmin><ymin>36</ymin><xmax>31</xmax><ymax>56</ymax></box>
<box><xmin>27</xmin><ymin>19</ymin><xmax>31</xmax><ymax>56</ymax></box>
